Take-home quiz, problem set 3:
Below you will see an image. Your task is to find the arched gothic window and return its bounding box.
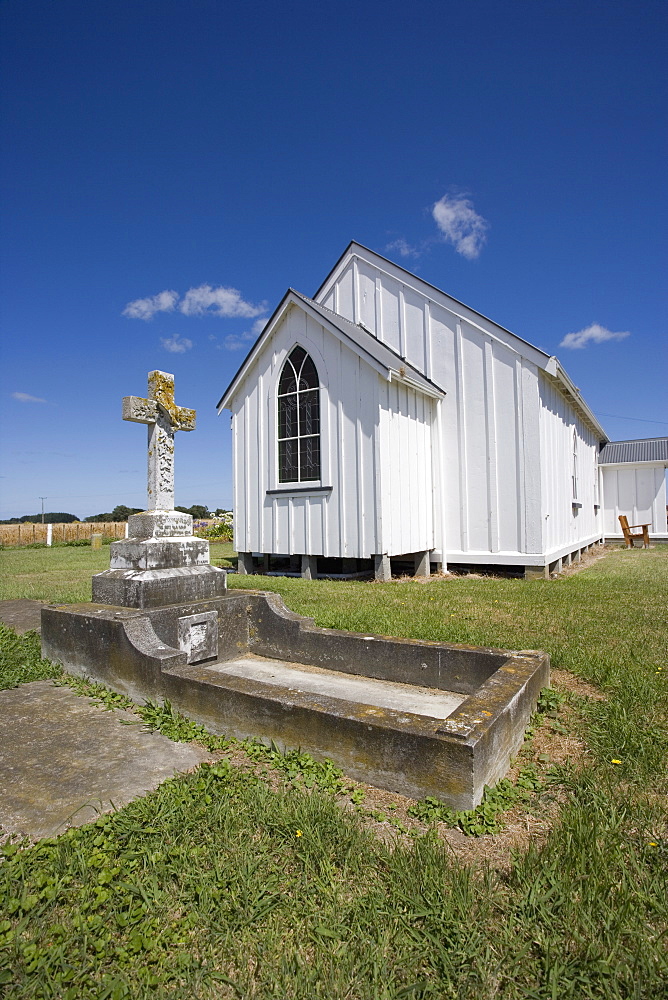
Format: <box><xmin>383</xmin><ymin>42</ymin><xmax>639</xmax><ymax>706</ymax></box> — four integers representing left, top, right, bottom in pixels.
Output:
<box><xmin>278</xmin><ymin>346</ymin><xmax>320</xmax><ymax>483</ymax></box>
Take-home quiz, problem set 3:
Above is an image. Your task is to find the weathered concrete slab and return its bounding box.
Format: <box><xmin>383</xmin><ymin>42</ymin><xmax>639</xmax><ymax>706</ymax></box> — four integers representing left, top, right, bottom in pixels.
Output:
<box><xmin>210</xmin><ymin>655</ymin><xmax>466</xmax><ymax>718</ymax></box>
<box><xmin>0</xmin><ymin>599</ymin><xmax>46</xmax><ymax>634</ymax></box>
<box><xmin>0</xmin><ymin>681</ymin><xmax>212</xmax><ymax>840</ymax></box>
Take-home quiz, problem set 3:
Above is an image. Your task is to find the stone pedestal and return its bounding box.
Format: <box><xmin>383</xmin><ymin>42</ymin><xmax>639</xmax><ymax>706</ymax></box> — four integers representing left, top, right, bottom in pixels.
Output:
<box><xmin>92</xmin><ymin>511</ymin><xmax>227</xmax><ymax>608</ymax></box>
<box><xmin>374</xmin><ymin>553</ymin><xmax>391</xmax><ymax>582</ymax></box>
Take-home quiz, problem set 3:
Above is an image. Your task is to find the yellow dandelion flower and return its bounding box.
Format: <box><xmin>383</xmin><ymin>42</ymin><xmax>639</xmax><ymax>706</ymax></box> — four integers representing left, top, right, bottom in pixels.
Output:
<box><xmin>611</xmin><ymin>759</ymin><xmax>622</xmax><ymax>764</ymax></box>
<box><xmin>295</xmin><ymin>829</ymin><xmax>303</xmax><ymax>837</ymax></box>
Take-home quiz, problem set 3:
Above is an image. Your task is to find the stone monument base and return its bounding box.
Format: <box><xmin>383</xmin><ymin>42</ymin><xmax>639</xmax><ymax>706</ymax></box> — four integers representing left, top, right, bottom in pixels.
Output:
<box><xmin>92</xmin><ymin>565</ymin><xmax>227</xmax><ymax>609</ymax></box>
<box><xmin>92</xmin><ymin>509</ymin><xmax>227</xmax><ymax>608</ymax></box>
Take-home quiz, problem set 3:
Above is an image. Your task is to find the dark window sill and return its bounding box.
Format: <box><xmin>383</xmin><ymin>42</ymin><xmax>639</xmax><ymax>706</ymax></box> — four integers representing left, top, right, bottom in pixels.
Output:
<box><xmin>267</xmin><ymin>486</ymin><xmax>332</xmax><ymax>496</ymax></box>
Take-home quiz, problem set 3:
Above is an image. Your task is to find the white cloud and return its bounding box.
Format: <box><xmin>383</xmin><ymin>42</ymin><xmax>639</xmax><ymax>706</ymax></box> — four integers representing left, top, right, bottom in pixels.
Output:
<box><xmin>12</xmin><ymin>392</ymin><xmax>46</xmax><ymax>403</ymax></box>
<box><xmin>160</xmin><ymin>335</ymin><xmax>193</xmax><ymax>354</ymax></box>
<box><xmin>559</xmin><ymin>323</ymin><xmax>631</xmax><ymax>350</ymax></box>
<box><xmin>385</xmin><ymin>238</ymin><xmax>421</xmax><ymax>259</ymax></box>
<box><xmin>180</xmin><ymin>285</ymin><xmax>266</xmax><ymax>318</ymax></box>
<box><xmin>221</xmin><ymin>317</ymin><xmax>268</xmax><ymax>351</ymax></box>
<box><xmin>432</xmin><ymin>194</ymin><xmax>489</xmax><ymax>259</ymax></box>
<box><xmin>123</xmin><ymin>289</ymin><xmax>178</xmax><ymax>320</ymax></box>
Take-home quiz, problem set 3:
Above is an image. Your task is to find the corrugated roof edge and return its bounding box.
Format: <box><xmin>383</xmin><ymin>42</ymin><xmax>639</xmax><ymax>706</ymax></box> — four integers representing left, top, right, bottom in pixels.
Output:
<box><xmin>599</xmin><ymin>437</ymin><xmax>668</xmax><ymax>465</ymax></box>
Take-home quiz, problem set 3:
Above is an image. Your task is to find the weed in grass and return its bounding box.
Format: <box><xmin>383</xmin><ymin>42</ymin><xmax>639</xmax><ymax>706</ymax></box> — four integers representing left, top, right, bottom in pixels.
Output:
<box><xmin>135</xmin><ymin>699</ymin><xmax>232</xmax><ymax>751</ymax></box>
<box><xmin>408</xmin><ymin>763</ymin><xmax>547</xmax><ymax>836</ymax></box>
<box><xmin>407</xmin><ymin>689</ymin><xmax>565</xmax><ymax>836</ymax></box>
<box><xmin>0</xmin><ymin>624</ymin><xmax>62</xmax><ymax>691</ymax></box>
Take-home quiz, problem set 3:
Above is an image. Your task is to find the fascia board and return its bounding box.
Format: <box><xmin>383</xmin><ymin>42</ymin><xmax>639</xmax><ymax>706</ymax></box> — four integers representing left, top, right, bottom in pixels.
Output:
<box><xmin>389</xmin><ymin>371</ymin><xmax>444</xmax><ymax>399</ymax></box>
<box><xmin>546</xmin><ymin>360</ymin><xmax>608</xmax><ymax>442</ymax></box>
<box><xmin>600</xmin><ymin>460</ymin><xmax>668</xmax><ymax>469</ymax></box>
<box><xmin>294</xmin><ymin>295</ymin><xmax>389</xmax><ymax>380</ymax></box>
<box><xmin>294</xmin><ymin>293</ymin><xmax>445</xmax><ymax>398</ymax></box>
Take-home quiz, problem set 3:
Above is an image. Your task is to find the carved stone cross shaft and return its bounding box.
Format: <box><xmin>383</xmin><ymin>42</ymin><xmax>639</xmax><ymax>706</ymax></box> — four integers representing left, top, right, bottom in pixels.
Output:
<box><xmin>122</xmin><ymin>371</ymin><xmax>196</xmax><ymax>510</ymax></box>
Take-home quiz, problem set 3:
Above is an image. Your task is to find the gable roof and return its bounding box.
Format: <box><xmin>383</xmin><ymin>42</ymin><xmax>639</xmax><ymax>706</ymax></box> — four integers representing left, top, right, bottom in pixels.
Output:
<box><xmin>314</xmin><ymin>241</ymin><xmax>608</xmax><ymax>442</ymax></box>
<box><xmin>315</xmin><ymin>241</ymin><xmax>554</xmax><ymax>368</ymax></box>
<box><xmin>216</xmin><ymin>287</ymin><xmax>445</xmax><ymax>412</ymax></box>
<box><xmin>599</xmin><ymin>438</ymin><xmax>668</xmax><ymax>465</ymax></box>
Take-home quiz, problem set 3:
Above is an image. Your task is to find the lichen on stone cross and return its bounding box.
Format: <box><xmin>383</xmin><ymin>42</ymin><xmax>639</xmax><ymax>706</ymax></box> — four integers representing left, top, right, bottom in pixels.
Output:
<box><xmin>122</xmin><ymin>371</ymin><xmax>196</xmax><ymax>511</ymax></box>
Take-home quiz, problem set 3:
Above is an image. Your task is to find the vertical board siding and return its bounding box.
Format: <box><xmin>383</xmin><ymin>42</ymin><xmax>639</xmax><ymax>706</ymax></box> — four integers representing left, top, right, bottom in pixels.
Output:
<box><xmin>520</xmin><ymin>364</ymin><xmax>543</xmax><ymax>554</ymax></box>
<box><xmin>461</xmin><ymin>328</ymin><xmax>488</xmax><ymax>552</ymax></box>
<box><xmin>380</xmin><ymin>277</ymin><xmax>401</xmax><ymax>353</ymax></box>
<box><xmin>538</xmin><ymin>375</ymin><xmax>602</xmax><ymax>552</ymax></box>
<box><xmin>403</xmin><ymin>287</ymin><xmax>427</xmax><ymax>372</ymax></box>
<box><xmin>483</xmin><ymin>339</ymin><xmax>499</xmax><ymax>553</ymax></box>
<box><xmin>492</xmin><ymin>350</ymin><xmax>520</xmax><ymax>553</ymax></box>
<box><xmin>381</xmin><ymin>381</ymin><xmax>434</xmax><ymax>556</ymax></box>
<box><xmin>231</xmin><ymin>250</ymin><xmax>611</xmax><ymax>567</ymax></box>
<box><xmin>231</xmin><ymin>305</ymin><xmax>392</xmax><ymax>559</ymax></box>
<box><xmin>357</xmin><ymin>260</ymin><xmax>377</xmax><ymax>332</ymax></box>
<box><xmin>602</xmin><ymin>465</ymin><xmax>668</xmax><ymax>534</ymax></box>
<box><xmin>320</xmin><ymin>257</ymin><xmax>550</xmax><ymax>559</ymax></box>
<box><xmin>336</xmin><ymin>263</ymin><xmax>355</xmax><ymax>322</ymax></box>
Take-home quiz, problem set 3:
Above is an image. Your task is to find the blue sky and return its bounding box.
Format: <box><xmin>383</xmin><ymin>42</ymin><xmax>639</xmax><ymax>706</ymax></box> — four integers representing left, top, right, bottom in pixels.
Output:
<box><xmin>1</xmin><ymin>0</ymin><xmax>666</xmax><ymax>520</ymax></box>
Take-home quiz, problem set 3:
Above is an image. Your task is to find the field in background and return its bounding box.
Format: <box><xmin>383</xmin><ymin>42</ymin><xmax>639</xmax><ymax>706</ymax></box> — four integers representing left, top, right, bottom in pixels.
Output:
<box><xmin>0</xmin><ymin>545</ymin><xmax>666</xmax><ymax>997</ymax></box>
<box><xmin>0</xmin><ymin>541</ymin><xmax>237</xmax><ymax>603</ymax></box>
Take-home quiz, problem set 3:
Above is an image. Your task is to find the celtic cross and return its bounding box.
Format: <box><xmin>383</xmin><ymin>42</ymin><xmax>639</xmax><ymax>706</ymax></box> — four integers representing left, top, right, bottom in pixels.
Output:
<box><xmin>122</xmin><ymin>371</ymin><xmax>196</xmax><ymax>510</ymax></box>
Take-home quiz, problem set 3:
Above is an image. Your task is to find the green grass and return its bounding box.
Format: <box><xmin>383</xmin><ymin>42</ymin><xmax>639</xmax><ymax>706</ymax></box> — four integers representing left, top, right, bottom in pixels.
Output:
<box><xmin>0</xmin><ymin>626</ymin><xmax>62</xmax><ymax>690</ymax></box>
<box><xmin>0</xmin><ymin>545</ymin><xmax>667</xmax><ymax>997</ymax></box>
<box><xmin>0</xmin><ymin>541</ymin><xmax>237</xmax><ymax>603</ymax></box>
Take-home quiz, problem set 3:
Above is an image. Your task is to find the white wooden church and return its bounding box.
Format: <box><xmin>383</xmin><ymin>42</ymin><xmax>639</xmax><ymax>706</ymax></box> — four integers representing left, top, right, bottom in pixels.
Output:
<box><xmin>218</xmin><ymin>242</ymin><xmax>668</xmax><ymax>579</ymax></box>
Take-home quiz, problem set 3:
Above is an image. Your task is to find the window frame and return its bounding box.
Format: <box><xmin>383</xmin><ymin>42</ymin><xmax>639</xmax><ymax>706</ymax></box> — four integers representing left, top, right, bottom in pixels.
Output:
<box><xmin>276</xmin><ymin>345</ymin><xmax>322</xmax><ymax>486</ymax></box>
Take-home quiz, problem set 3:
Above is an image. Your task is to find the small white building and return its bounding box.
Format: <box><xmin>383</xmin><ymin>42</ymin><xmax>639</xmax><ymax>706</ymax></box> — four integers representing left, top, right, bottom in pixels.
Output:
<box><xmin>599</xmin><ymin>439</ymin><xmax>668</xmax><ymax>542</ymax></box>
<box><xmin>217</xmin><ymin>242</ymin><xmax>667</xmax><ymax>578</ymax></box>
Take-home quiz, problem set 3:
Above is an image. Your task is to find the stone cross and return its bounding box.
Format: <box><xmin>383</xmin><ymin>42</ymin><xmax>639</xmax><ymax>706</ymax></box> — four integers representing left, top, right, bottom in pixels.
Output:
<box><xmin>122</xmin><ymin>371</ymin><xmax>196</xmax><ymax>511</ymax></box>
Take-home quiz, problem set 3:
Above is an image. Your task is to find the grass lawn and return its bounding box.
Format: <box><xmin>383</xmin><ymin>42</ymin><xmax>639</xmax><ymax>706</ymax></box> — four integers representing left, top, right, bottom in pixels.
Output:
<box><xmin>0</xmin><ymin>545</ymin><xmax>666</xmax><ymax>998</ymax></box>
<box><xmin>0</xmin><ymin>541</ymin><xmax>237</xmax><ymax>604</ymax></box>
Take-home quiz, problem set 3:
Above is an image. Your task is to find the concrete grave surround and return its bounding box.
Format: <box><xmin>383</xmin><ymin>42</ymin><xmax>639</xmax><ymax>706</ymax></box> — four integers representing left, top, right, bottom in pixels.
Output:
<box><xmin>41</xmin><ymin>369</ymin><xmax>550</xmax><ymax>810</ymax></box>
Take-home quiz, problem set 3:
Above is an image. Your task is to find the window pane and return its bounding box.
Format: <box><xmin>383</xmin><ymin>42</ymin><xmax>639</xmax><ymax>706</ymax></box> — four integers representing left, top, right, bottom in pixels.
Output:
<box><xmin>299</xmin><ymin>355</ymin><xmax>318</xmax><ymax>390</ymax></box>
<box><xmin>289</xmin><ymin>345</ymin><xmax>307</xmax><ymax>369</ymax></box>
<box><xmin>279</xmin><ymin>439</ymin><xmax>299</xmax><ymax>482</ymax></box>
<box><xmin>278</xmin><ymin>361</ymin><xmax>297</xmax><ymax>395</ymax></box>
<box><xmin>298</xmin><ymin>389</ymin><xmax>320</xmax><ymax>436</ymax></box>
<box><xmin>278</xmin><ymin>394</ymin><xmax>297</xmax><ymax>439</ymax></box>
<box><xmin>300</xmin><ymin>436</ymin><xmax>320</xmax><ymax>481</ymax></box>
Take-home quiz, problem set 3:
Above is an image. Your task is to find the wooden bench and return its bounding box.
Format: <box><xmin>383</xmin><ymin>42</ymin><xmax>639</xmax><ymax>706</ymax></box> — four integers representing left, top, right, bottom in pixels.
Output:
<box><xmin>619</xmin><ymin>514</ymin><xmax>650</xmax><ymax>548</ymax></box>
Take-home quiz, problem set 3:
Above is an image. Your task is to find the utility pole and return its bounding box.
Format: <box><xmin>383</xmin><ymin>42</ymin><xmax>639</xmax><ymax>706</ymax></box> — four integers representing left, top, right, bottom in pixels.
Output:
<box><xmin>39</xmin><ymin>497</ymin><xmax>47</xmax><ymax>524</ymax></box>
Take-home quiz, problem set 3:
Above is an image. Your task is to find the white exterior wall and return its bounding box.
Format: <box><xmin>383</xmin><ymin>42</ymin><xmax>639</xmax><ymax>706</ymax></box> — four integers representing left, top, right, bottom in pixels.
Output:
<box><xmin>319</xmin><ymin>253</ymin><xmax>556</xmax><ymax>564</ymax></box>
<box><xmin>377</xmin><ymin>381</ymin><xmax>434</xmax><ymax>556</ymax></box>
<box><xmin>229</xmin><ymin>303</ymin><xmax>434</xmax><ymax>560</ymax></box>
<box><xmin>537</xmin><ymin>375</ymin><xmax>603</xmax><ymax>557</ymax></box>
<box><xmin>601</xmin><ymin>465</ymin><xmax>668</xmax><ymax>536</ymax></box>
